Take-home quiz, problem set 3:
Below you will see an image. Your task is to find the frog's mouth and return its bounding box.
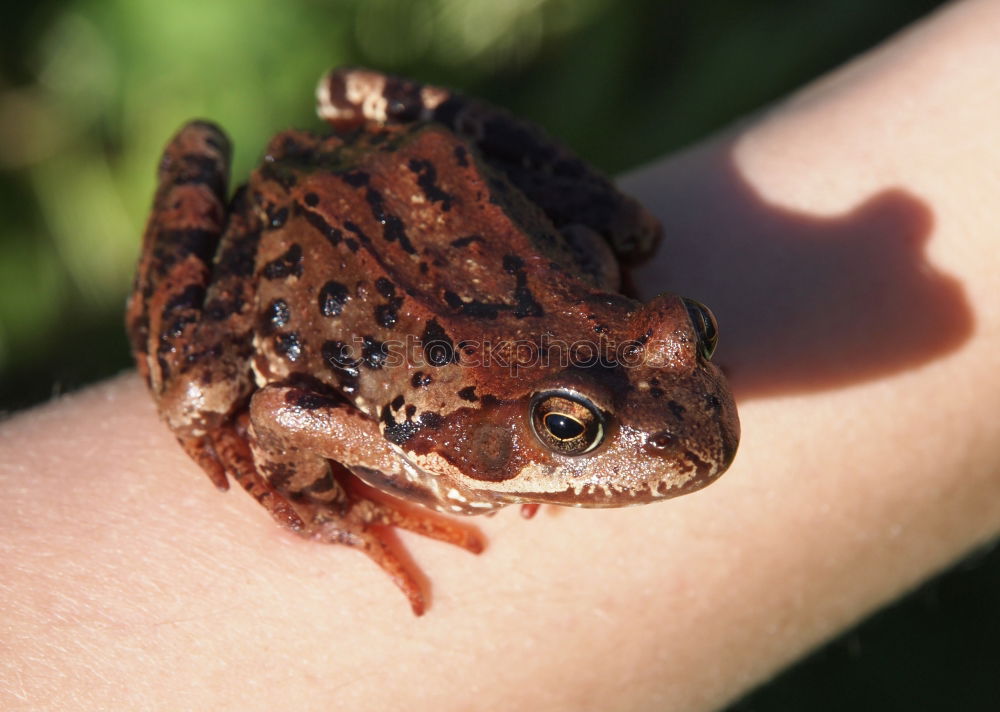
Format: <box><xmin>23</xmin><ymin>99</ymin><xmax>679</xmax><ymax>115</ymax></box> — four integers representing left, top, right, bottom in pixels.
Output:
<box><xmin>349</xmin><ymin>456</ymin><xmax>505</xmax><ymax>516</ymax></box>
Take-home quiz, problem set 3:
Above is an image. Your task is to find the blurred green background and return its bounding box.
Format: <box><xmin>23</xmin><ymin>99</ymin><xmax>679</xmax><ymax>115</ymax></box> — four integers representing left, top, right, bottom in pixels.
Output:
<box><xmin>2</xmin><ymin>0</ymin><xmax>997</xmax><ymax>708</ymax></box>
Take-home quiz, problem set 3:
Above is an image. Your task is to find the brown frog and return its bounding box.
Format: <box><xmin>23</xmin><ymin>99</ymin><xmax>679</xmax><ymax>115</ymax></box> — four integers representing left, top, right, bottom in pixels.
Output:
<box><xmin>127</xmin><ymin>68</ymin><xmax>739</xmax><ymax>614</ymax></box>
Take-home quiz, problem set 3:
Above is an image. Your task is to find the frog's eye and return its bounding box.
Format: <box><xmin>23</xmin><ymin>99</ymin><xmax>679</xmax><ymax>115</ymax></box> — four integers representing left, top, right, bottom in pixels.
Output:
<box><xmin>529</xmin><ymin>391</ymin><xmax>606</xmax><ymax>456</ymax></box>
<box><xmin>682</xmin><ymin>297</ymin><xmax>719</xmax><ymax>360</ymax></box>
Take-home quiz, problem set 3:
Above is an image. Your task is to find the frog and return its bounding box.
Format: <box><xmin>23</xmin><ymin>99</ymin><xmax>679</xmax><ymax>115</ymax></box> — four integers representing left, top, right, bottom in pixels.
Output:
<box><xmin>126</xmin><ymin>67</ymin><xmax>739</xmax><ymax>615</ymax></box>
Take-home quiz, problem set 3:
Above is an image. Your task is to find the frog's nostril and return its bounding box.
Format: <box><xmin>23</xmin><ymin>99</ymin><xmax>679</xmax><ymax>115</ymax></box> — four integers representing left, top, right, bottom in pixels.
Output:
<box><xmin>647</xmin><ymin>430</ymin><xmax>678</xmax><ymax>450</ymax></box>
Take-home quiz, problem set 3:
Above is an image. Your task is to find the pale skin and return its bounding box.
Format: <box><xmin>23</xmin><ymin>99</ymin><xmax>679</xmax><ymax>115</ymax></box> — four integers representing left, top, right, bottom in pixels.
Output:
<box><xmin>3</xmin><ymin>0</ymin><xmax>1000</xmax><ymax>709</ymax></box>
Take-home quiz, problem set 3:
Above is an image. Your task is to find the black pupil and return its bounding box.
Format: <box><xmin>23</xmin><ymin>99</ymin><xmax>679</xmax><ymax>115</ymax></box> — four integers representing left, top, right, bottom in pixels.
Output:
<box><xmin>544</xmin><ymin>413</ymin><xmax>585</xmax><ymax>440</ymax></box>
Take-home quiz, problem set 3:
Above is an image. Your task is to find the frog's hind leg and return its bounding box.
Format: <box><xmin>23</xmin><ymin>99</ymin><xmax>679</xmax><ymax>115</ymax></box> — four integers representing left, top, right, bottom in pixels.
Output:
<box><xmin>316</xmin><ymin>67</ymin><xmax>662</xmax><ymax>263</ymax></box>
<box><xmin>245</xmin><ymin>382</ymin><xmax>482</xmax><ymax>615</ymax></box>
<box><xmin>127</xmin><ymin>120</ymin><xmax>232</xmax><ymax>395</ymax></box>
<box><xmin>128</xmin><ymin>121</ymin><xmax>263</xmax><ymax>492</ymax></box>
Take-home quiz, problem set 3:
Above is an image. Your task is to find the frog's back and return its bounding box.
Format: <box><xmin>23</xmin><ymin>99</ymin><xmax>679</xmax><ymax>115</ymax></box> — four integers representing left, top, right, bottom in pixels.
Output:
<box><xmin>249</xmin><ymin>124</ymin><xmax>634</xmax><ymax>410</ymax></box>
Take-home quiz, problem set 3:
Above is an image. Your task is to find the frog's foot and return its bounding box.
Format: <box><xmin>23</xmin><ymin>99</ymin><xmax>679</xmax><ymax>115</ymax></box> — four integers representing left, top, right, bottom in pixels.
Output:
<box><xmin>200</xmin><ymin>419</ymin><xmax>307</xmax><ymax>532</ymax></box>
<box><xmin>296</xmin><ymin>469</ymin><xmax>482</xmax><ymax>615</ymax></box>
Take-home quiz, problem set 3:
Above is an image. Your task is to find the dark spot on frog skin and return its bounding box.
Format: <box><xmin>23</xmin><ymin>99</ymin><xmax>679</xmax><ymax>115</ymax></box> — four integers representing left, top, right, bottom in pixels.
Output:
<box><xmin>453</xmin><ymin>145</ymin><xmax>468</xmax><ymax>167</ymax></box>
<box><xmin>411</xmin><ymin>371</ymin><xmax>432</xmax><ymax>388</ymax></box>
<box><xmin>705</xmin><ymin>393</ymin><xmax>722</xmax><ymax>412</ymax></box>
<box><xmin>172</xmin><ymin>153</ymin><xmax>228</xmax><ymax>194</ymax></box>
<box><xmin>300</xmin><ymin>207</ymin><xmax>344</xmax><ymax>248</ymax></box>
<box><xmin>183</xmin><ymin>341</ymin><xmax>223</xmax><ymax>365</ymax></box>
<box><xmin>443</xmin><ymin>290</ymin><xmax>463</xmax><ymax>310</ymax></box>
<box><xmin>420</xmin><ymin>412</ymin><xmax>444</xmax><ymax>429</ymax></box>
<box><xmin>383</xmin><ymin>214</ymin><xmax>414</xmax><ymax>253</ymax></box>
<box><xmin>375</xmin><ymin>300</ymin><xmax>402</xmax><ymax>328</ymax></box>
<box><xmin>304</xmin><ymin>192</ymin><xmax>319</xmax><ymax>207</ymax></box>
<box><xmin>421</xmin><ymin>319</ymin><xmax>455</xmax><ymax>367</ymax></box>
<box><xmin>322</xmin><ymin>340</ymin><xmax>361</xmax><ymax>391</ymax></box>
<box><xmin>501</xmin><ymin>253</ymin><xmax>544</xmax><ymax>318</ymax></box>
<box><xmin>153</xmin><ymin>228</ymin><xmax>219</xmax><ymax>275</ymax></box>
<box><xmin>457</xmin><ymin>301</ymin><xmax>500</xmax><ymax>319</ymax></box>
<box><xmin>405</xmin><ymin>404</ymin><xmax>417</xmax><ymax>418</ymax></box>
<box><xmin>163</xmin><ymin>284</ymin><xmax>206</xmax><ymax>316</ymax></box>
<box><xmin>593</xmin><ymin>324</ymin><xmax>609</xmax><ymax>334</ymax></box>
<box><xmin>205</xmin><ymin>295</ymin><xmax>244</xmax><ymax>321</ymax></box>
<box><xmin>381</xmin><ymin>405</ymin><xmax>421</xmax><ymax>445</ymax></box>
<box><xmin>361</xmin><ymin>336</ymin><xmax>389</xmax><ymax>369</ymax></box>
<box><xmin>262</xmin><ymin>244</ymin><xmax>303</xmax><ymax>279</ymax></box>
<box><xmin>265</xmin><ymin>299</ymin><xmax>291</xmax><ymax>329</ymax></box>
<box><xmin>408</xmin><ymin>158</ymin><xmax>454</xmax><ymax>210</ymax></box>
<box><xmin>441</xmin><ymin>290</ymin><xmax>501</xmax><ymax>320</ymax></box>
<box><xmin>287</xmin><ymin>389</ymin><xmax>340</xmax><ymax>410</ymax></box>
<box><xmin>318</xmin><ymin>280</ymin><xmax>350</xmax><ymax>317</ymax></box>
<box><xmin>512</xmin><ymin>284</ymin><xmax>544</xmax><ymax>319</ymax></box>
<box><xmin>374</xmin><ymin>76</ymin><xmax>424</xmax><ymax>120</ymax></box>
<box><xmin>364</xmin><ymin>188</ymin><xmax>417</xmax><ymax>254</ymax></box>
<box><xmin>214</xmin><ymin>236</ymin><xmax>259</xmax><ymax>279</ymax></box>
<box><xmin>259</xmin><ymin>161</ymin><xmax>298</xmax><ymax>190</ymax></box>
<box><xmin>165</xmin><ymin>313</ymin><xmax>197</xmax><ymax>339</ymax></box>
<box><xmin>650</xmin><ymin>387</ymin><xmax>665</xmax><ymax>399</ymax></box>
<box><xmin>457</xmin><ymin>386</ymin><xmax>478</xmax><ymax>402</ymax></box>
<box><xmin>375</xmin><ymin>277</ymin><xmax>396</xmax><ymax>297</ymax></box>
<box><xmin>390</xmin><ymin>395</ymin><xmax>405</xmax><ymax>411</ymax></box>
<box><xmin>418</xmin><ymin>261</ymin><xmax>429</xmax><ymax>274</ymax></box>
<box><xmin>450</xmin><ymin>234</ymin><xmax>483</xmax><ymax>248</ymax></box>
<box><xmin>667</xmin><ymin>400</ymin><xmax>686</xmax><ymax>419</ymax></box>
<box><xmin>342</xmin><ymin>170</ymin><xmax>370</xmax><ymax>187</ymax></box>
<box><xmin>502</xmin><ymin>254</ymin><xmax>523</xmax><ymax>273</ymax></box>
<box><xmin>343</xmin><ymin>220</ymin><xmax>371</xmax><ymax>245</ymax></box>
<box><xmin>274</xmin><ymin>332</ymin><xmax>303</xmax><ymax>361</ymax></box>
<box><xmin>344</xmin><ymin>237</ymin><xmax>360</xmax><ymax>252</ymax></box>
<box><xmin>266</xmin><ymin>205</ymin><xmax>289</xmax><ymax>229</ymax></box>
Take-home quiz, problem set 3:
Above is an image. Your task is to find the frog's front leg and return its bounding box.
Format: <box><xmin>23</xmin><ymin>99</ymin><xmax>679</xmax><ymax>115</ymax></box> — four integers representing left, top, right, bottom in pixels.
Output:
<box><xmin>247</xmin><ymin>383</ymin><xmax>482</xmax><ymax>615</ymax></box>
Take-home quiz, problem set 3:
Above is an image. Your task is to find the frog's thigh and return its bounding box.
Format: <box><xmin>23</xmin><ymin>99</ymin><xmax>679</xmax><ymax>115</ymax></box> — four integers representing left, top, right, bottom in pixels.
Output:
<box><xmin>318</xmin><ymin>68</ymin><xmax>660</xmax><ymax>260</ymax></box>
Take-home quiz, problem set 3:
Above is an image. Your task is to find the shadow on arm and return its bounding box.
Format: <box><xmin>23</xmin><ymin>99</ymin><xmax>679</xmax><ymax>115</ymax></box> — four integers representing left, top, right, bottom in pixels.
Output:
<box><xmin>630</xmin><ymin>139</ymin><xmax>973</xmax><ymax>400</ymax></box>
